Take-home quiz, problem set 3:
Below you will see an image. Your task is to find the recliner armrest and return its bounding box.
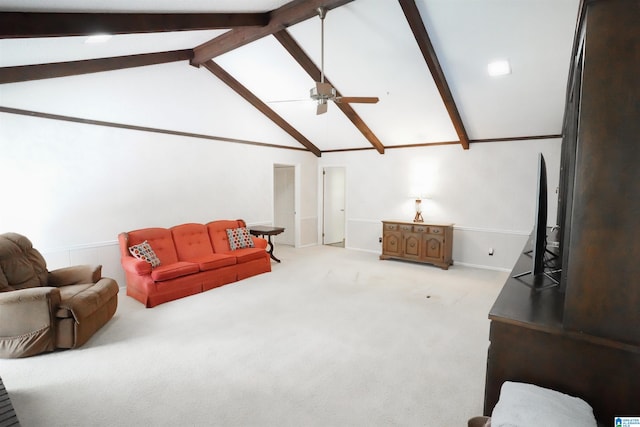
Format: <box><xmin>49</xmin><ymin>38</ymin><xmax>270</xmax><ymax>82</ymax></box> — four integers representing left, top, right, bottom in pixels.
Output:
<box><xmin>49</xmin><ymin>265</ymin><xmax>102</xmax><ymax>286</ymax></box>
<box><xmin>0</xmin><ymin>287</ymin><xmax>61</xmax><ymax>337</ymax></box>
<box><xmin>57</xmin><ymin>277</ymin><xmax>119</xmax><ymax>322</ymax></box>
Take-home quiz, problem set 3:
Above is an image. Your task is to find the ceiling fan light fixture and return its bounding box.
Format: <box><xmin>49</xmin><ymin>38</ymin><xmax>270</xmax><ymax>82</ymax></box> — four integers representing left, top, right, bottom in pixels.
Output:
<box><xmin>316</xmin><ymin>99</ymin><xmax>328</xmax><ymax>115</ymax></box>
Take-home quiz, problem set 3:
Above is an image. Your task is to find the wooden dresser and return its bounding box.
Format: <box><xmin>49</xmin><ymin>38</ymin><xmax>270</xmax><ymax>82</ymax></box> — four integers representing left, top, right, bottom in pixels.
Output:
<box><xmin>380</xmin><ymin>220</ymin><xmax>453</xmax><ymax>269</ymax></box>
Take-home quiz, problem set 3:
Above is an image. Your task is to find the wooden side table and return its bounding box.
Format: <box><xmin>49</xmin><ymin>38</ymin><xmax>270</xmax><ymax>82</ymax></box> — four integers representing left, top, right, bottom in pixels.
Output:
<box><xmin>249</xmin><ymin>226</ymin><xmax>285</xmax><ymax>263</ymax></box>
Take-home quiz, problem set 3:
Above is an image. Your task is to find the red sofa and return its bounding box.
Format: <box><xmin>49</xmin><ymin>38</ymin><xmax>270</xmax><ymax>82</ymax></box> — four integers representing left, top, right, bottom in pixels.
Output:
<box><xmin>118</xmin><ymin>220</ymin><xmax>271</xmax><ymax>307</ymax></box>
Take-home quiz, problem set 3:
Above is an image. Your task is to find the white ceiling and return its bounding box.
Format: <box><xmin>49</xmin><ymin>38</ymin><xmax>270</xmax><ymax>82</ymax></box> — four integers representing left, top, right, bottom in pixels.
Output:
<box><xmin>0</xmin><ymin>0</ymin><xmax>580</xmax><ymax>154</ymax></box>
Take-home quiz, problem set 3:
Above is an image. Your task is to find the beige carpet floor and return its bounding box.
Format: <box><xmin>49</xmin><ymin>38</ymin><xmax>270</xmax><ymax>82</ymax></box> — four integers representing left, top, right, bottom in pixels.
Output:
<box><xmin>0</xmin><ymin>245</ymin><xmax>506</xmax><ymax>427</ymax></box>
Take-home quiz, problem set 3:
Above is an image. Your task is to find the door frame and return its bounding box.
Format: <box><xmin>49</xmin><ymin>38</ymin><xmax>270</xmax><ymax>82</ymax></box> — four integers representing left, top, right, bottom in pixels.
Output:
<box><xmin>319</xmin><ymin>165</ymin><xmax>347</xmax><ymax>247</ymax></box>
<box><xmin>273</xmin><ymin>163</ymin><xmax>300</xmax><ymax>248</ymax></box>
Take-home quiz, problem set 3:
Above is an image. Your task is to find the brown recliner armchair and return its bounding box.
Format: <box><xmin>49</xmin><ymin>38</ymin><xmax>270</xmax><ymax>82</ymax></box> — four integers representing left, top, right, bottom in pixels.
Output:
<box><xmin>0</xmin><ymin>232</ymin><xmax>119</xmax><ymax>358</ymax></box>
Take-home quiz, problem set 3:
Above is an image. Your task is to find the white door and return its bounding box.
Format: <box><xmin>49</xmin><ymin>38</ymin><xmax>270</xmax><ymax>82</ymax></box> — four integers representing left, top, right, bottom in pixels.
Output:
<box><xmin>274</xmin><ymin>165</ymin><xmax>295</xmax><ymax>246</ymax></box>
<box><xmin>323</xmin><ymin>167</ymin><xmax>345</xmax><ymax>245</ymax></box>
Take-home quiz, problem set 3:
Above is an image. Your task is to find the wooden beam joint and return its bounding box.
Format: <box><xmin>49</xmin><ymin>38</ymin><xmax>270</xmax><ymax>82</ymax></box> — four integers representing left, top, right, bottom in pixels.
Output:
<box><xmin>191</xmin><ymin>0</ymin><xmax>354</xmax><ymax>65</ymax></box>
<box><xmin>202</xmin><ymin>60</ymin><xmax>322</xmax><ymax>157</ymax></box>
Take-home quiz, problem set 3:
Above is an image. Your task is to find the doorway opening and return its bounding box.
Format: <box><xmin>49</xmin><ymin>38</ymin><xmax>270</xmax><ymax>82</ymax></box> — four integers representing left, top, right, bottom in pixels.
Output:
<box><xmin>322</xmin><ymin>167</ymin><xmax>346</xmax><ymax>248</ymax></box>
<box><xmin>273</xmin><ymin>164</ymin><xmax>295</xmax><ymax>247</ymax></box>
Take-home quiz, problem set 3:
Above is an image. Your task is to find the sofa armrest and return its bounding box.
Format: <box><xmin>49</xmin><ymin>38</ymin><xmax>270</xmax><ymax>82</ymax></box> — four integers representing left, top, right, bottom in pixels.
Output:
<box><xmin>0</xmin><ymin>287</ymin><xmax>61</xmax><ymax>337</ymax></box>
<box><xmin>121</xmin><ymin>256</ymin><xmax>152</xmax><ymax>275</ymax></box>
<box><xmin>252</xmin><ymin>237</ymin><xmax>268</xmax><ymax>250</ymax></box>
<box><xmin>49</xmin><ymin>265</ymin><xmax>102</xmax><ymax>286</ymax></box>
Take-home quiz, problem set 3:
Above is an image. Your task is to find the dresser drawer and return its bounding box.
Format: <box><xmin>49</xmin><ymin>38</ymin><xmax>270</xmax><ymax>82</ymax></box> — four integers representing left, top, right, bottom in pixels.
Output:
<box><xmin>399</xmin><ymin>224</ymin><xmax>413</xmax><ymax>232</ymax></box>
<box><xmin>428</xmin><ymin>226</ymin><xmax>444</xmax><ymax>235</ymax></box>
<box><xmin>384</xmin><ymin>223</ymin><xmax>398</xmax><ymax>231</ymax></box>
<box><xmin>414</xmin><ymin>225</ymin><xmax>428</xmax><ymax>233</ymax></box>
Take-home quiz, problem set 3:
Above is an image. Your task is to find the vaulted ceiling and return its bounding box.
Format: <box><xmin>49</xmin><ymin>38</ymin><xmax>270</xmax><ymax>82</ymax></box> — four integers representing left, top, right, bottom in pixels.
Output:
<box><xmin>0</xmin><ymin>0</ymin><xmax>580</xmax><ymax>156</ymax></box>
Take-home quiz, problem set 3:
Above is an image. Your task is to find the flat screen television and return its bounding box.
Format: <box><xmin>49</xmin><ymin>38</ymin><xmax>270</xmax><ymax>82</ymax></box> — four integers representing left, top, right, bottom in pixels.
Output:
<box><xmin>532</xmin><ymin>153</ymin><xmax>548</xmax><ymax>276</ymax></box>
<box><xmin>512</xmin><ymin>153</ymin><xmax>558</xmax><ymax>289</ymax></box>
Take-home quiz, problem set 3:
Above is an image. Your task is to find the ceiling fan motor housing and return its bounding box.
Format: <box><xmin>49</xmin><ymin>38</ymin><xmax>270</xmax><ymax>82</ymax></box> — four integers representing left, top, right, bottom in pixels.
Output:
<box><xmin>310</xmin><ymin>81</ymin><xmax>336</xmax><ymax>101</ymax></box>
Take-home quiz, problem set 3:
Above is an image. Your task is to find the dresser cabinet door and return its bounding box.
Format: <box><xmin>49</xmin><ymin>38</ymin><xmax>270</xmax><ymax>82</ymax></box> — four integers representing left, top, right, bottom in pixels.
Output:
<box><xmin>403</xmin><ymin>232</ymin><xmax>422</xmax><ymax>259</ymax></box>
<box><xmin>382</xmin><ymin>231</ymin><xmax>403</xmax><ymax>257</ymax></box>
<box><xmin>423</xmin><ymin>236</ymin><xmax>444</xmax><ymax>261</ymax></box>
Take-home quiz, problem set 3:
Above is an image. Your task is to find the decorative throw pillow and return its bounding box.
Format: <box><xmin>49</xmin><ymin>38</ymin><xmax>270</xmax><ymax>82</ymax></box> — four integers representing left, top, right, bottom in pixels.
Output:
<box><xmin>129</xmin><ymin>240</ymin><xmax>161</xmax><ymax>268</ymax></box>
<box><xmin>226</xmin><ymin>227</ymin><xmax>255</xmax><ymax>251</ymax></box>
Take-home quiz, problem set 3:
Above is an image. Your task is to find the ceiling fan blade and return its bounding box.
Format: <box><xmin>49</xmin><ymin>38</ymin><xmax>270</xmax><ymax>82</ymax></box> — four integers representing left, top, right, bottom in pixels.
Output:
<box><xmin>335</xmin><ymin>96</ymin><xmax>379</xmax><ymax>104</ymax></box>
<box><xmin>267</xmin><ymin>99</ymin><xmax>309</xmax><ymax>104</ymax></box>
<box><xmin>316</xmin><ymin>101</ymin><xmax>328</xmax><ymax>115</ymax></box>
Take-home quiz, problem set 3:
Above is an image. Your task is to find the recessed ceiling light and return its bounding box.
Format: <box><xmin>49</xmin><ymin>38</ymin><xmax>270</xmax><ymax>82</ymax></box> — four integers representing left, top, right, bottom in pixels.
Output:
<box><xmin>487</xmin><ymin>59</ymin><xmax>511</xmax><ymax>77</ymax></box>
<box><xmin>85</xmin><ymin>34</ymin><xmax>112</xmax><ymax>44</ymax></box>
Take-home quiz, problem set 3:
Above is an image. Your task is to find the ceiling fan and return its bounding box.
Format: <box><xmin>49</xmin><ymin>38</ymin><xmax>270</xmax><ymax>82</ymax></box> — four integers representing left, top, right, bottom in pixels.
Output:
<box><xmin>310</xmin><ymin>7</ymin><xmax>379</xmax><ymax>115</ymax></box>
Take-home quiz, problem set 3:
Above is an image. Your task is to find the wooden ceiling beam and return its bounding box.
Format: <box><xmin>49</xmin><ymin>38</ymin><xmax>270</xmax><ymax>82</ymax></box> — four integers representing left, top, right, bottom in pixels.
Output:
<box><xmin>398</xmin><ymin>0</ymin><xmax>470</xmax><ymax>150</ymax></box>
<box><xmin>0</xmin><ymin>12</ymin><xmax>269</xmax><ymax>39</ymax></box>
<box><xmin>0</xmin><ymin>50</ymin><xmax>193</xmax><ymax>84</ymax></box>
<box><xmin>0</xmin><ymin>106</ymin><xmax>310</xmax><ymax>153</ymax></box>
<box><xmin>191</xmin><ymin>0</ymin><xmax>354</xmax><ymax>65</ymax></box>
<box><xmin>202</xmin><ymin>60</ymin><xmax>322</xmax><ymax>157</ymax></box>
<box><xmin>273</xmin><ymin>30</ymin><xmax>385</xmax><ymax>154</ymax></box>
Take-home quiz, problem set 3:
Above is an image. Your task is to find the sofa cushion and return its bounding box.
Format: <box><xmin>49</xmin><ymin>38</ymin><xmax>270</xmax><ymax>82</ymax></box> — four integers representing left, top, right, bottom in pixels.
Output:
<box><xmin>226</xmin><ymin>227</ymin><xmax>255</xmax><ymax>250</ymax></box>
<box><xmin>232</xmin><ymin>247</ymin><xmax>267</xmax><ymax>263</ymax></box>
<box><xmin>150</xmin><ymin>262</ymin><xmax>199</xmax><ymax>282</ymax></box>
<box><xmin>128</xmin><ymin>241</ymin><xmax>161</xmax><ymax>268</ymax></box>
<box><xmin>171</xmin><ymin>223</ymin><xmax>216</xmax><ymax>260</ymax></box>
<box><xmin>191</xmin><ymin>254</ymin><xmax>236</xmax><ymax>271</ymax></box>
<box><xmin>127</xmin><ymin>228</ymin><xmax>179</xmax><ymax>265</ymax></box>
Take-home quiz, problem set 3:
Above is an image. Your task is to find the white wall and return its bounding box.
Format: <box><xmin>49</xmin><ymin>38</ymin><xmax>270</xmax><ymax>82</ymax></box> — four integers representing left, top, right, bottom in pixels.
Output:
<box><xmin>320</xmin><ymin>139</ymin><xmax>561</xmax><ymax>270</ymax></box>
<box><xmin>1</xmin><ymin>105</ymin><xmax>561</xmax><ymax>283</ymax></box>
<box><xmin>1</xmin><ymin>112</ymin><xmax>318</xmax><ymax>285</ymax></box>
<box><xmin>1</xmin><ymin>106</ymin><xmax>562</xmax><ymax>285</ymax></box>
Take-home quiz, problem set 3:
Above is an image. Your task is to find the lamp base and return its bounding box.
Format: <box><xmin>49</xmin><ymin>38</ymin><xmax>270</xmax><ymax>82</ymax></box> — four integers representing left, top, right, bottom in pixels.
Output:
<box><xmin>413</xmin><ymin>198</ymin><xmax>424</xmax><ymax>223</ymax></box>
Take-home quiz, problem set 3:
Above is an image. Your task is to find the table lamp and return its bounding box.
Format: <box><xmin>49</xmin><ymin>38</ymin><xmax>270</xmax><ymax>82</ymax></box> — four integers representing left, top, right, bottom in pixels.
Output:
<box><xmin>414</xmin><ymin>198</ymin><xmax>424</xmax><ymax>223</ymax></box>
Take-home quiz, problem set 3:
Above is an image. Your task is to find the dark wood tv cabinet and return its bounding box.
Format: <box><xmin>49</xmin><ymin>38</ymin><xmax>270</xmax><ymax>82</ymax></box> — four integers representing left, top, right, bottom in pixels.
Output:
<box><xmin>484</xmin><ymin>235</ymin><xmax>640</xmax><ymax>423</ymax></box>
<box><xmin>484</xmin><ymin>1</ymin><xmax>640</xmax><ymax>422</ymax></box>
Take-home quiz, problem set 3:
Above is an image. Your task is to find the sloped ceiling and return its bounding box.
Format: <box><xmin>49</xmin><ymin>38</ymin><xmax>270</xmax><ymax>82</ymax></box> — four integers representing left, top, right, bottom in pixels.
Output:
<box><xmin>0</xmin><ymin>0</ymin><xmax>580</xmax><ymax>156</ymax></box>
